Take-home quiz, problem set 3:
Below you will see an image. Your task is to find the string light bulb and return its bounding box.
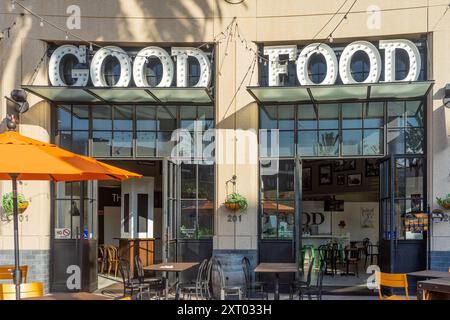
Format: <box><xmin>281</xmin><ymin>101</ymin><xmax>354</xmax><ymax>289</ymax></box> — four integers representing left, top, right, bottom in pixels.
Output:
<box><xmin>343</xmin><ymin>15</ymin><xmax>348</xmax><ymax>24</ymax></box>
<box><xmin>10</xmin><ymin>0</ymin><xmax>15</xmax><ymax>10</ymax></box>
<box><xmin>40</xmin><ymin>19</ymin><xmax>44</xmax><ymax>27</ymax></box>
<box><xmin>65</xmin><ymin>32</ymin><xmax>69</xmax><ymax>40</ymax></box>
<box><xmin>328</xmin><ymin>34</ymin><xmax>334</xmax><ymax>43</ymax></box>
<box><xmin>89</xmin><ymin>43</ymin><xmax>93</xmax><ymax>52</ymax></box>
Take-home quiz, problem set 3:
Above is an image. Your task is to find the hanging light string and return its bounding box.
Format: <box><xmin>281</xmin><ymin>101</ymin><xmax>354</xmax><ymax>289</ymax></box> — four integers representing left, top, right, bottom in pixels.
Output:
<box><xmin>9</xmin><ymin>0</ymin><xmax>235</xmax><ymax>59</ymax></box>
<box><xmin>0</xmin><ymin>13</ymin><xmax>22</xmax><ymax>42</ymax></box>
<box><xmin>27</xmin><ymin>49</ymin><xmax>48</xmax><ymax>85</ymax></box>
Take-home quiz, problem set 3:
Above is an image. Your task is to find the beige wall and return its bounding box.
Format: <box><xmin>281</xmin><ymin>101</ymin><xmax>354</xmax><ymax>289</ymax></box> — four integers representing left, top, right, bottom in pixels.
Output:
<box><xmin>0</xmin><ymin>0</ymin><xmax>449</xmax><ymax>252</ymax></box>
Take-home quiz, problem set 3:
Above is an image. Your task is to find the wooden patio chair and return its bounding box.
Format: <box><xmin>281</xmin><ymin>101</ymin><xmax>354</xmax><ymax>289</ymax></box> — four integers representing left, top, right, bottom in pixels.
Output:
<box><xmin>107</xmin><ymin>245</ymin><xmax>120</xmax><ymax>278</ymax></box>
<box><xmin>376</xmin><ymin>271</ymin><xmax>413</xmax><ymax>300</ymax></box>
<box><xmin>0</xmin><ymin>282</ymin><xmax>44</xmax><ymax>300</ymax></box>
<box><xmin>0</xmin><ymin>265</ymin><xmax>28</xmax><ymax>283</ymax></box>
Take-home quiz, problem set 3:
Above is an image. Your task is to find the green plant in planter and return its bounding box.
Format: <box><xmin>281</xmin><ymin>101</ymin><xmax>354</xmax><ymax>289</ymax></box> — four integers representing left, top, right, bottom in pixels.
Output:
<box><xmin>436</xmin><ymin>194</ymin><xmax>450</xmax><ymax>210</ymax></box>
<box><xmin>224</xmin><ymin>193</ymin><xmax>248</xmax><ymax>211</ymax></box>
<box><xmin>2</xmin><ymin>192</ymin><xmax>27</xmax><ymax>217</ymax></box>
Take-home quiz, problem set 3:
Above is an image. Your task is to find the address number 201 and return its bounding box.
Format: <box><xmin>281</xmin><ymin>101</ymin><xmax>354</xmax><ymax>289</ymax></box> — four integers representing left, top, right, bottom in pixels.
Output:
<box><xmin>227</xmin><ymin>215</ymin><xmax>242</xmax><ymax>223</ymax></box>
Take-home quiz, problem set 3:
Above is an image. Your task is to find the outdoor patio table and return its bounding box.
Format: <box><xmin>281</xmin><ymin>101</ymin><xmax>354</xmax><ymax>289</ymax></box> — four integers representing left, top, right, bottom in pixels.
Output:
<box><xmin>407</xmin><ymin>270</ymin><xmax>450</xmax><ymax>279</ymax></box>
<box><xmin>417</xmin><ymin>277</ymin><xmax>450</xmax><ymax>300</ymax></box>
<box><xmin>254</xmin><ymin>263</ymin><xmax>298</xmax><ymax>300</ymax></box>
<box><xmin>23</xmin><ymin>292</ymin><xmax>113</xmax><ymax>300</ymax></box>
<box><xmin>143</xmin><ymin>262</ymin><xmax>199</xmax><ymax>300</ymax></box>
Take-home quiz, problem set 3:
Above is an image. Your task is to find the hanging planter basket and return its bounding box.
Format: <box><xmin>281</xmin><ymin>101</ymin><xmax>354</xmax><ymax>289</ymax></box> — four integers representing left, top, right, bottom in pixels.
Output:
<box><xmin>2</xmin><ymin>192</ymin><xmax>29</xmax><ymax>216</ymax></box>
<box><xmin>224</xmin><ymin>193</ymin><xmax>248</xmax><ymax>212</ymax></box>
<box><xmin>437</xmin><ymin>194</ymin><xmax>450</xmax><ymax>210</ymax></box>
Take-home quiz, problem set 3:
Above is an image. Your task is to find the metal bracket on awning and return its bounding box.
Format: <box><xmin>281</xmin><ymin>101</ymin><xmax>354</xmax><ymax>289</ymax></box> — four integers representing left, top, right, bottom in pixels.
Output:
<box><xmin>21</xmin><ymin>85</ymin><xmax>213</xmax><ymax>105</ymax></box>
<box><xmin>247</xmin><ymin>81</ymin><xmax>434</xmax><ymax>104</ymax></box>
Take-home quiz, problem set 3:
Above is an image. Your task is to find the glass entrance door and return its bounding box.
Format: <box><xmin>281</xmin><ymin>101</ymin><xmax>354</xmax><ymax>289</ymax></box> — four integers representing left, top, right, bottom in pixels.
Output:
<box><xmin>379</xmin><ymin>155</ymin><xmax>427</xmax><ymax>273</ymax></box>
<box><xmin>163</xmin><ymin>158</ymin><xmax>180</xmax><ymax>262</ymax></box>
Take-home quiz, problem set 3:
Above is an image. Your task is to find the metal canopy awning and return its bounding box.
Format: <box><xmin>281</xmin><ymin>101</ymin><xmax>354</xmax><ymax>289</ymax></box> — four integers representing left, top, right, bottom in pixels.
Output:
<box><xmin>22</xmin><ymin>85</ymin><xmax>213</xmax><ymax>104</ymax></box>
<box><xmin>247</xmin><ymin>81</ymin><xmax>434</xmax><ymax>104</ymax></box>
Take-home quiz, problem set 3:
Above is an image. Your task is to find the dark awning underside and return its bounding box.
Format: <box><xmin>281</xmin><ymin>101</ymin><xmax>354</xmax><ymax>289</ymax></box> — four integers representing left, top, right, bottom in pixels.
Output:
<box><xmin>247</xmin><ymin>81</ymin><xmax>434</xmax><ymax>104</ymax></box>
<box><xmin>22</xmin><ymin>86</ymin><xmax>213</xmax><ymax>104</ymax></box>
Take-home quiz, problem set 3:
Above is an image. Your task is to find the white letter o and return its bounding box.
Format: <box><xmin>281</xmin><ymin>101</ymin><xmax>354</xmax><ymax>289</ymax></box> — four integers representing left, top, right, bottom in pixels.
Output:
<box><xmin>297</xmin><ymin>43</ymin><xmax>338</xmax><ymax>85</ymax></box>
<box><xmin>90</xmin><ymin>46</ymin><xmax>132</xmax><ymax>87</ymax></box>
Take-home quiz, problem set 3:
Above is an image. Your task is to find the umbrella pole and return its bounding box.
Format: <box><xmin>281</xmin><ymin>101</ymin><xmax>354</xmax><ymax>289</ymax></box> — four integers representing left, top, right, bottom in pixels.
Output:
<box><xmin>11</xmin><ymin>174</ymin><xmax>22</xmax><ymax>300</ymax></box>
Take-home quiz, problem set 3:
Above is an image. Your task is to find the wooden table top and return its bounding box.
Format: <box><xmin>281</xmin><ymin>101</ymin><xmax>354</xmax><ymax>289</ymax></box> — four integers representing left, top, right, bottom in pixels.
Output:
<box><xmin>143</xmin><ymin>262</ymin><xmax>199</xmax><ymax>272</ymax></box>
<box><xmin>254</xmin><ymin>263</ymin><xmax>299</xmax><ymax>273</ymax></box>
<box><xmin>24</xmin><ymin>292</ymin><xmax>113</xmax><ymax>300</ymax></box>
<box><xmin>418</xmin><ymin>277</ymin><xmax>450</xmax><ymax>294</ymax></box>
<box><xmin>407</xmin><ymin>270</ymin><xmax>450</xmax><ymax>279</ymax></box>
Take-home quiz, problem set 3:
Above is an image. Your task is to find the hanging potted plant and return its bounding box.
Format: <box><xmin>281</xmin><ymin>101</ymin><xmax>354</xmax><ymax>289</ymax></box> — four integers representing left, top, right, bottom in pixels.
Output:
<box><xmin>436</xmin><ymin>194</ymin><xmax>450</xmax><ymax>210</ymax></box>
<box><xmin>2</xmin><ymin>192</ymin><xmax>29</xmax><ymax>217</ymax></box>
<box><xmin>224</xmin><ymin>193</ymin><xmax>248</xmax><ymax>212</ymax></box>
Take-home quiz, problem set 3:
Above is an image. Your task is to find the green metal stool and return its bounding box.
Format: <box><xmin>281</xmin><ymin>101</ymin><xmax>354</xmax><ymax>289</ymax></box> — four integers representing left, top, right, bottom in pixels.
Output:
<box><xmin>302</xmin><ymin>245</ymin><xmax>316</xmax><ymax>269</ymax></box>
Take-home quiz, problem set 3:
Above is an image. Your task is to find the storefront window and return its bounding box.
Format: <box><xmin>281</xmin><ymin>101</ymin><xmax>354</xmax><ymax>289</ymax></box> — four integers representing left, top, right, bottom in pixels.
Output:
<box><xmin>102</xmin><ymin>56</ymin><xmax>121</xmax><ymax>86</ymax></box>
<box><xmin>179</xmin><ymin>164</ymin><xmax>214</xmax><ymax>239</ymax></box>
<box><xmin>54</xmin><ymin>181</ymin><xmax>95</xmax><ymax>239</ymax></box>
<box><xmin>350</xmin><ymin>51</ymin><xmax>370</xmax><ymax>82</ymax></box>
<box><xmin>56</xmin><ymin>104</ymin><xmax>214</xmax><ymax>159</ymax></box>
<box><xmin>260</xmin><ymin>159</ymin><xmax>295</xmax><ymax>239</ymax></box>
<box><xmin>308</xmin><ymin>53</ymin><xmax>327</xmax><ymax>84</ymax></box>
<box><xmin>388</xmin><ymin>101</ymin><xmax>424</xmax><ymax>155</ymax></box>
<box><xmin>393</xmin><ymin>157</ymin><xmax>425</xmax><ymax>240</ymax></box>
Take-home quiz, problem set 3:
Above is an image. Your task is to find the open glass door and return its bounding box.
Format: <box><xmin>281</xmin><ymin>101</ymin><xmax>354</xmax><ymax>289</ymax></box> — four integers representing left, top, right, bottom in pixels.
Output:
<box><xmin>163</xmin><ymin>158</ymin><xmax>180</xmax><ymax>263</ymax></box>
<box><xmin>379</xmin><ymin>155</ymin><xmax>427</xmax><ymax>273</ymax></box>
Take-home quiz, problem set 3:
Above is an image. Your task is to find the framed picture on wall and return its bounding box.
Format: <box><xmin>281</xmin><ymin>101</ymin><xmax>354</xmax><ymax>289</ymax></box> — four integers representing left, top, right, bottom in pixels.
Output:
<box><xmin>302</xmin><ymin>167</ymin><xmax>312</xmax><ymax>191</ymax></box>
<box><xmin>360</xmin><ymin>208</ymin><xmax>375</xmax><ymax>229</ymax></box>
<box><xmin>365</xmin><ymin>159</ymin><xmax>380</xmax><ymax>177</ymax></box>
<box><xmin>319</xmin><ymin>164</ymin><xmax>333</xmax><ymax>185</ymax></box>
<box><xmin>337</xmin><ymin>174</ymin><xmax>345</xmax><ymax>185</ymax></box>
<box><xmin>333</xmin><ymin>159</ymin><xmax>356</xmax><ymax>172</ymax></box>
<box><xmin>347</xmin><ymin>173</ymin><xmax>362</xmax><ymax>186</ymax></box>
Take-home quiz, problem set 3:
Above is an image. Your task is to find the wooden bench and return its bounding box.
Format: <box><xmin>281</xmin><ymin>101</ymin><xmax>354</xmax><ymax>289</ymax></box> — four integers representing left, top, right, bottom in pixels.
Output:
<box><xmin>0</xmin><ymin>265</ymin><xmax>28</xmax><ymax>283</ymax></box>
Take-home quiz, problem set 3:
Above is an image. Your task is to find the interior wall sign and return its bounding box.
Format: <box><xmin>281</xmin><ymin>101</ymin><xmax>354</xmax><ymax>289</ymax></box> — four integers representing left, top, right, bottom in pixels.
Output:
<box><xmin>49</xmin><ymin>45</ymin><xmax>212</xmax><ymax>88</ymax></box>
<box><xmin>263</xmin><ymin>39</ymin><xmax>421</xmax><ymax>86</ymax></box>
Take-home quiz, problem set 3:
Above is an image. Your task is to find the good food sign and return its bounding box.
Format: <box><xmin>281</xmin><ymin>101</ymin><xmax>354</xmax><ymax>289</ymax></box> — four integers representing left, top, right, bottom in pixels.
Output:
<box><xmin>49</xmin><ymin>45</ymin><xmax>212</xmax><ymax>87</ymax></box>
<box><xmin>48</xmin><ymin>39</ymin><xmax>421</xmax><ymax>88</ymax></box>
<box><xmin>264</xmin><ymin>39</ymin><xmax>421</xmax><ymax>86</ymax></box>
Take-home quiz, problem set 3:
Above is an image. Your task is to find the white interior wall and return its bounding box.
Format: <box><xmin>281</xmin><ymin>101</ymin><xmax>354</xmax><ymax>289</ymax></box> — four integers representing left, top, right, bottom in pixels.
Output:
<box><xmin>103</xmin><ymin>206</ymin><xmax>121</xmax><ymax>247</ymax></box>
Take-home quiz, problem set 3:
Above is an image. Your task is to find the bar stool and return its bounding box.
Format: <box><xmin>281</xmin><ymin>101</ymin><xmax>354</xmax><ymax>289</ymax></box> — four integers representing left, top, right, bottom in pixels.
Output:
<box><xmin>302</xmin><ymin>245</ymin><xmax>316</xmax><ymax>269</ymax></box>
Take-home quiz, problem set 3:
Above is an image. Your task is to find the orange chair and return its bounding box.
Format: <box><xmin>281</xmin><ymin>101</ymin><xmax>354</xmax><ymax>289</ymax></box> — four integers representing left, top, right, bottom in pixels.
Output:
<box><xmin>0</xmin><ymin>282</ymin><xmax>44</xmax><ymax>300</ymax></box>
<box><xmin>0</xmin><ymin>265</ymin><xmax>28</xmax><ymax>283</ymax></box>
<box><xmin>376</xmin><ymin>271</ymin><xmax>412</xmax><ymax>300</ymax></box>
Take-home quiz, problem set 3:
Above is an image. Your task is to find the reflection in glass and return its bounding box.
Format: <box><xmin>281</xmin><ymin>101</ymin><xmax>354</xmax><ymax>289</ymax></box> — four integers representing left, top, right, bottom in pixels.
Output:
<box><xmin>180</xmin><ymin>200</ymin><xmax>197</xmax><ymax>239</ymax></box>
<box><xmin>181</xmin><ymin>164</ymin><xmax>196</xmax><ymax>199</ymax></box>
<box><xmin>198</xmin><ymin>165</ymin><xmax>214</xmax><ymax>200</ymax></box>
<box><xmin>388</xmin><ymin>129</ymin><xmax>405</xmax><ymax>155</ymax></box>
<box><xmin>136</xmin><ymin>132</ymin><xmax>156</xmax><ymax>157</ymax></box>
<box><xmin>364</xmin><ymin>102</ymin><xmax>384</xmax><ymax>128</ymax></box>
<box><xmin>93</xmin><ymin>131</ymin><xmax>112</xmax><ymax>157</ymax></box>
<box><xmin>298</xmin><ymin>104</ymin><xmax>317</xmax><ymax>129</ymax></box>
<box><xmin>72</xmin><ymin>105</ymin><xmax>89</xmax><ymax>130</ymax></box>
<box><xmin>318</xmin><ymin>130</ymin><xmax>339</xmax><ymax>156</ymax></box>
<box><xmin>197</xmin><ymin>200</ymin><xmax>213</xmax><ymax>239</ymax></box>
<box><xmin>260</xmin><ymin>161</ymin><xmax>277</xmax><ymax>200</ymax></box>
<box><xmin>405</xmin><ymin>128</ymin><xmax>424</xmax><ymax>154</ymax></box>
<box><xmin>136</xmin><ymin>107</ymin><xmax>157</xmax><ymax>130</ymax></box>
<box><xmin>298</xmin><ymin>131</ymin><xmax>317</xmax><ymax>156</ymax></box>
<box><xmin>363</xmin><ymin>129</ymin><xmax>382</xmax><ymax>155</ymax></box>
<box><xmin>406</xmin><ymin>101</ymin><xmax>423</xmax><ymax>127</ymax></box>
<box><xmin>57</xmin><ymin>106</ymin><xmax>72</xmax><ymax>131</ymax></box>
<box><xmin>261</xmin><ymin>105</ymin><xmax>277</xmax><ymax>129</ymax></box>
<box><xmin>92</xmin><ymin>105</ymin><xmax>112</xmax><ymax>130</ymax></box>
<box><xmin>113</xmin><ymin>106</ymin><xmax>133</xmax><ymax>131</ymax></box>
<box><xmin>278</xmin><ymin>160</ymin><xmax>294</xmax><ymax>199</ymax></box>
<box><xmin>261</xmin><ymin>202</ymin><xmax>278</xmax><ymax>239</ymax></box>
<box><xmin>113</xmin><ymin>132</ymin><xmax>132</xmax><ymax>157</ymax></box>
<box><xmin>157</xmin><ymin>132</ymin><xmax>175</xmax><ymax>156</ymax></box>
<box><xmin>157</xmin><ymin>106</ymin><xmax>177</xmax><ymax>131</ymax></box>
<box><xmin>342</xmin><ymin>130</ymin><xmax>362</xmax><ymax>155</ymax></box>
<box><xmin>278</xmin><ymin>200</ymin><xmax>294</xmax><ymax>239</ymax></box>
<box><xmin>72</xmin><ymin>131</ymin><xmax>89</xmax><ymax>155</ymax></box>
<box><xmin>342</xmin><ymin>103</ymin><xmax>363</xmax><ymax>128</ymax></box>
<box><xmin>318</xmin><ymin>104</ymin><xmax>339</xmax><ymax>129</ymax></box>
<box><xmin>279</xmin><ymin>131</ymin><xmax>295</xmax><ymax>156</ymax></box>
<box><xmin>388</xmin><ymin>101</ymin><xmax>405</xmax><ymax>128</ymax></box>
<box><xmin>278</xmin><ymin>105</ymin><xmax>294</xmax><ymax>130</ymax></box>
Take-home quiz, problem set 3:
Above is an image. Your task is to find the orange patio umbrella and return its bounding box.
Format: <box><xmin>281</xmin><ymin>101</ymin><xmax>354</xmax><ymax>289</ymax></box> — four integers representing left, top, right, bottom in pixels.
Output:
<box><xmin>0</xmin><ymin>128</ymin><xmax>142</xmax><ymax>299</ymax></box>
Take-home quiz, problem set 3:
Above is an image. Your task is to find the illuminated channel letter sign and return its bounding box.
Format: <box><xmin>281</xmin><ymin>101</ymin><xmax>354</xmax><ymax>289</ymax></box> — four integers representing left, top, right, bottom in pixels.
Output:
<box><xmin>264</xmin><ymin>39</ymin><xmax>421</xmax><ymax>86</ymax></box>
<box><xmin>48</xmin><ymin>45</ymin><xmax>212</xmax><ymax>88</ymax></box>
